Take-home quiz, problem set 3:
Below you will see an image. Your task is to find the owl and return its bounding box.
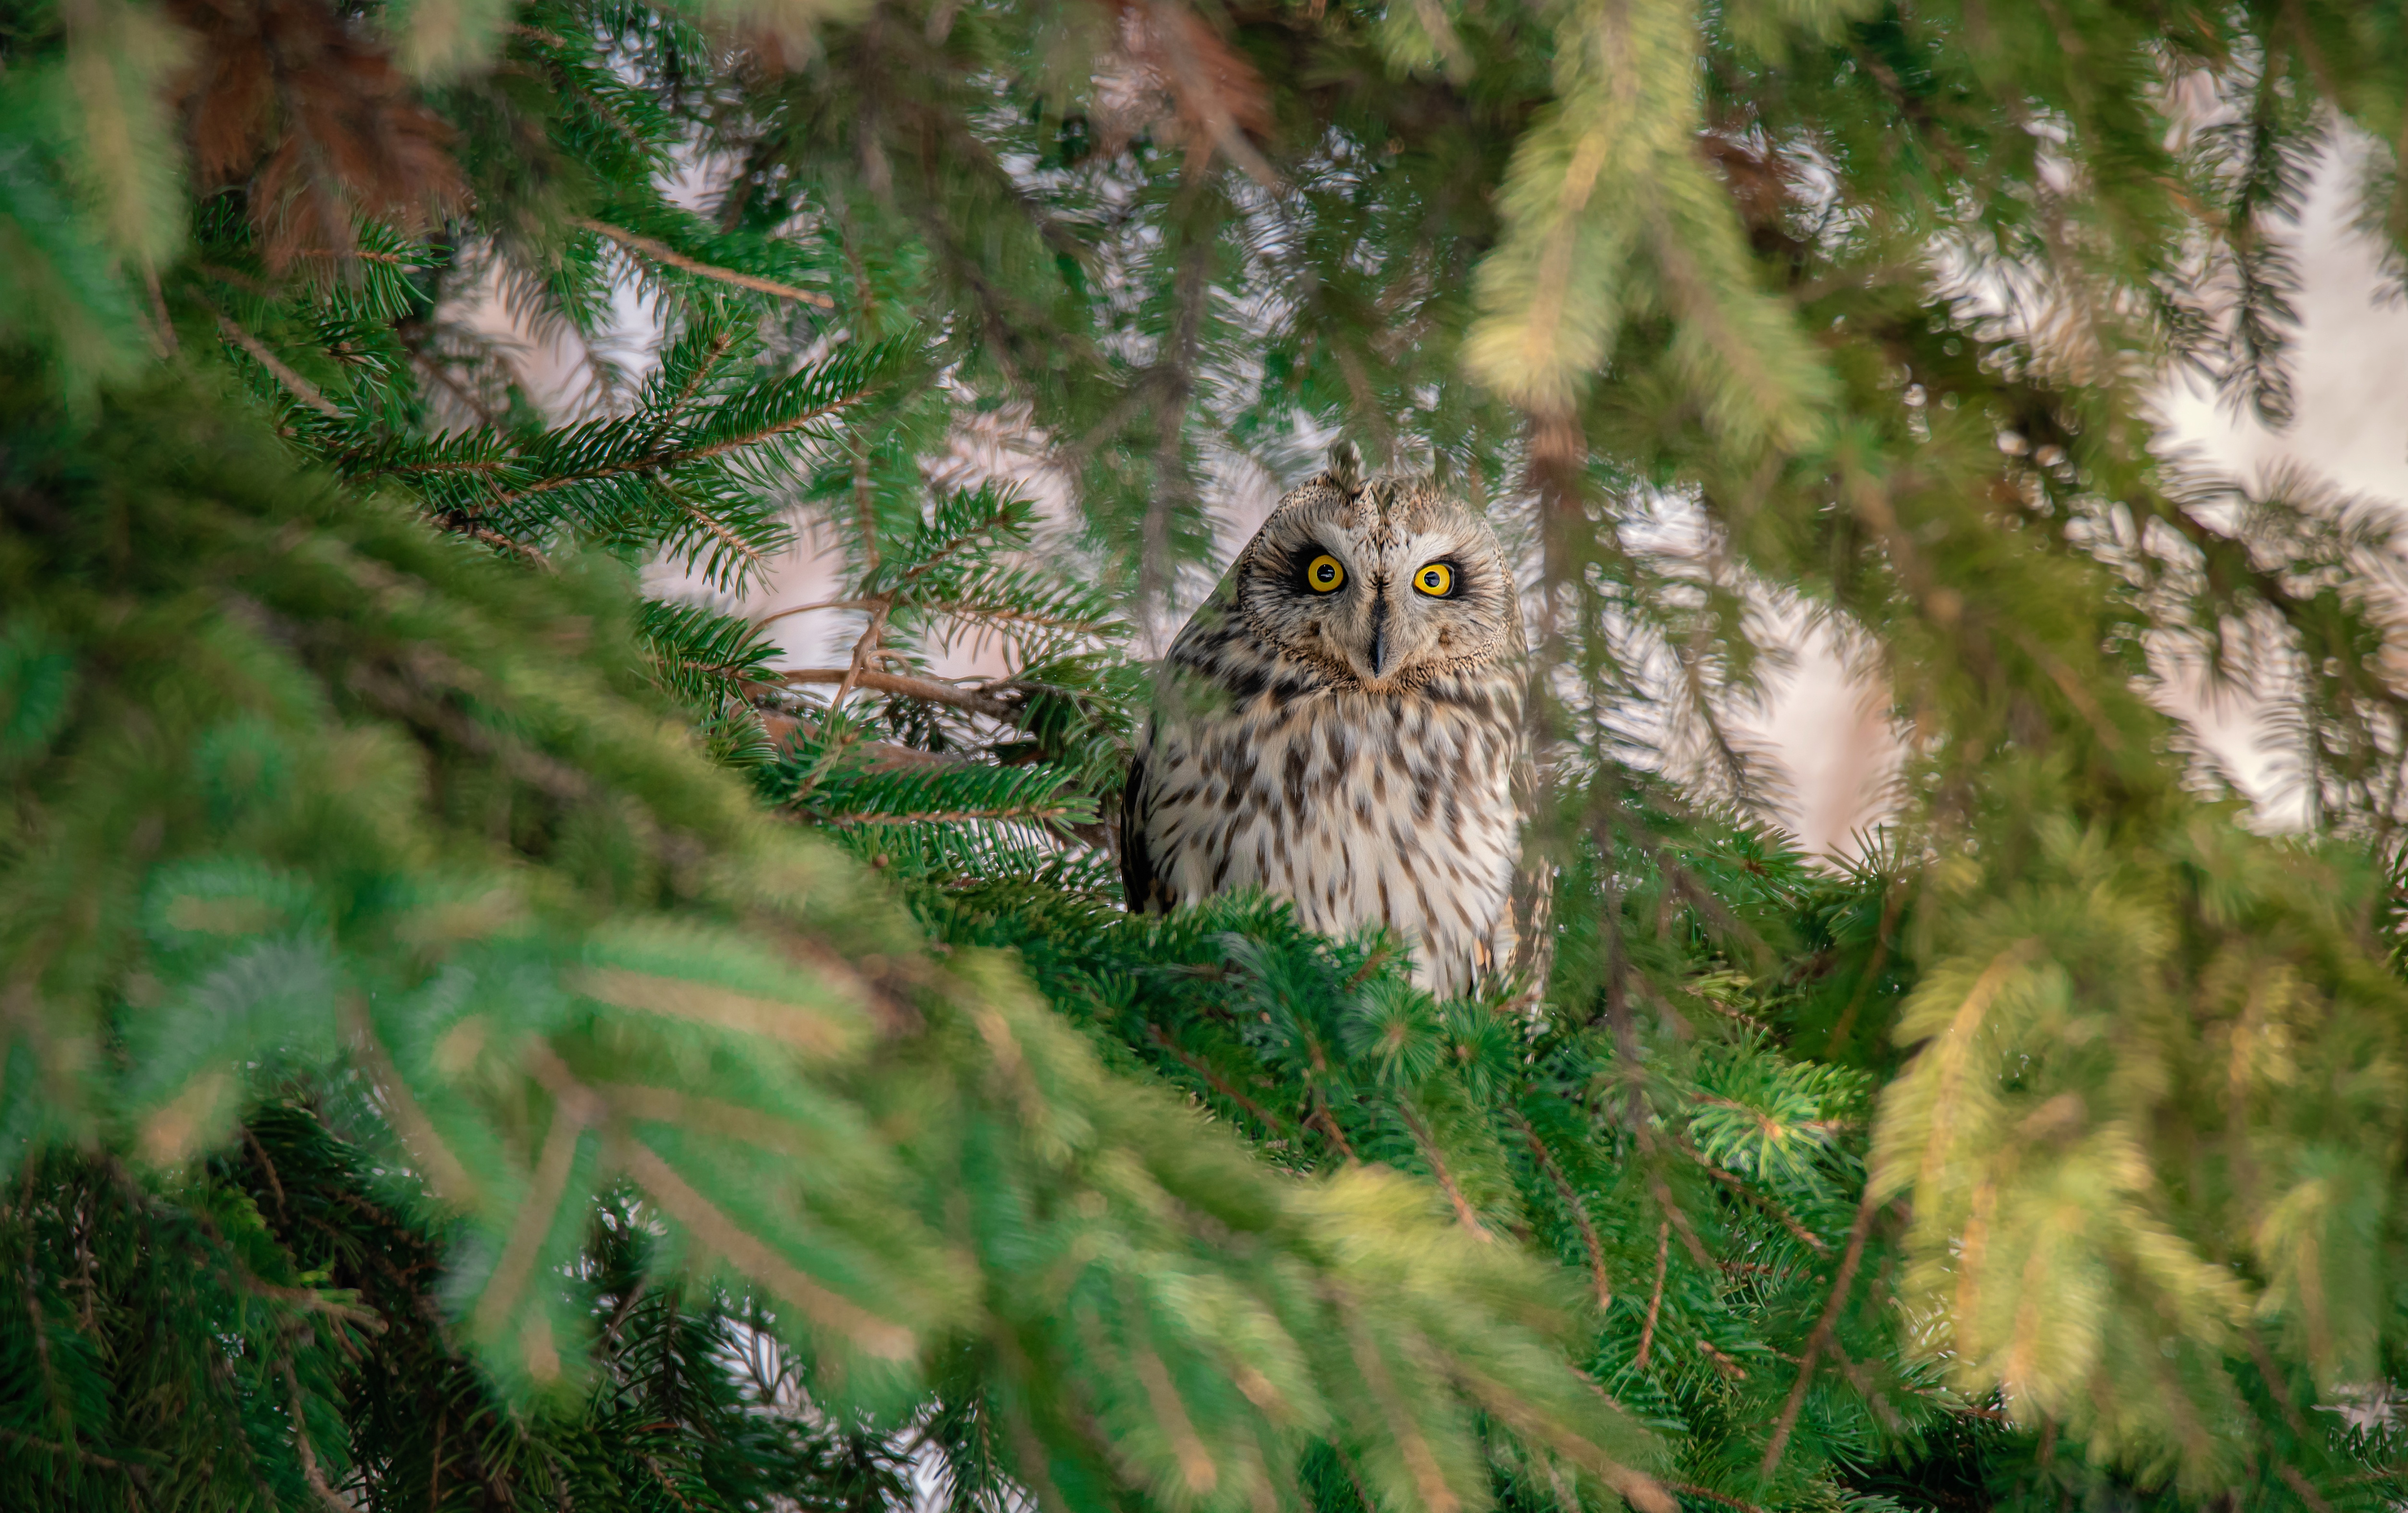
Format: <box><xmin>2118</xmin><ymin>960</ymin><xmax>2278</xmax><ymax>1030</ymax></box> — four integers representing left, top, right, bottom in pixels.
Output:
<box><xmin>1120</xmin><ymin>441</ymin><xmax>1550</xmax><ymax>1000</ymax></box>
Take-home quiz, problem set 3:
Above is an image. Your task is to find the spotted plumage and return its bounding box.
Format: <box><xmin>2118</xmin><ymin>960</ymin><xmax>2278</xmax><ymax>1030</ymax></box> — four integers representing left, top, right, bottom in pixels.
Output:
<box><xmin>1120</xmin><ymin>442</ymin><xmax>1550</xmax><ymax>1000</ymax></box>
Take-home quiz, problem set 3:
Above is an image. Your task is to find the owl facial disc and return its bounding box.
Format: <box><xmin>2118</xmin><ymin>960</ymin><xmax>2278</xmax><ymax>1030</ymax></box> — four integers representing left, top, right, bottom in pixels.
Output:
<box><xmin>1234</xmin><ymin>452</ymin><xmax>1516</xmax><ymax>692</ymax></box>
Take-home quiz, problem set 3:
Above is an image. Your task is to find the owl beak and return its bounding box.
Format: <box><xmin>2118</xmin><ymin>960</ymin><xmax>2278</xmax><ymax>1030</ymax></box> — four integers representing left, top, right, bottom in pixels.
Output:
<box><xmin>1366</xmin><ymin>593</ymin><xmax>1392</xmax><ymax>682</ymax></box>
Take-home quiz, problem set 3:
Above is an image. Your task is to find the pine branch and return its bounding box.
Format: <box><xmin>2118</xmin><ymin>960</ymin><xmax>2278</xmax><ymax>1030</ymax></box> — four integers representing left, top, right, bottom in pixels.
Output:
<box><xmin>776</xmin><ymin>667</ymin><xmax>1019</xmax><ymax>722</ymax></box>
<box><xmin>1512</xmin><ymin>1113</ymin><xmax>1614</xmax><ymax>1311</ymax></box>
<box><xmin>1758</xmin><ymin>1191</ymin><xmax>1884</xmax><ymax>1479</ymax></box>
<box><xmin>576</xmin><ymin>218</ymin><xmax>836</xmax><ymax>308</ymax></box>
<box><xmin>212</xmin><ymin>310</ymin><xmax>344</xmax><ymax>420</ymax></box>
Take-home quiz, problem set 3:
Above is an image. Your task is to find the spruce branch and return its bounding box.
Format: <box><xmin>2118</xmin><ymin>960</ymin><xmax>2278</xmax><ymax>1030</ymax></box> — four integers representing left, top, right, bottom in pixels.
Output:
<box><xmin>1758</xmin><ymin>1192</ymin><xmax>1883</xmax><ymax>1480</ymax></box>
<box><xmin>212</xmin><ymin>309</ymin><xmax>344</xmax><ymax>420</ymax></box>
<box><xmin>1398</xmin><ymin>1102</ymin><xmax>1493</xmax><ymax>1243</ymax></box>
<box><xmin>1634</xmin><ymin>1222</ymin><xmax>1669</xmax><ymax>1371</ymax></box>
<box><xmin>1511</xmin><ymin>1113</ymin><xmax>1614</xmax><ymax>1311</ymax></box>
<box><xmin>776</xmin><ymin>667</ymin><xmax>1018</xmax><ymax>721</ymax></box>
<box><xmin>577</xmin><ymin>217</ymin><xmax>836</xmax><ymax>307</ymax></box>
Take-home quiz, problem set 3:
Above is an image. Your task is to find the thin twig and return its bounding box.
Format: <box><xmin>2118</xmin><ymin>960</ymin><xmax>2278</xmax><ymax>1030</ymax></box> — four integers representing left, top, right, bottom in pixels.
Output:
<box><xmin>2276</xmin><ymin>1465</ymin><xmax>2337</xmax><ymax>1513</ymax></box>
<box><xmin>282</xmin><ymin>1357</ymin><xmax>362</xmax><ymax>1513</ymax></box>
<box><xmin>294</xmin><ymin>249</ymin><xmax>416</xmax><ymax>266</ymax></box>
<box><xmin>754</xmin><ymin>596</ymin><xmax>879</xmax><ymax>631</ymax></box>
<box><xmin>0</xmin><ymin>1425</ymin><xmax>143</xmax><ymax>1474</ymax></box>
<box><xmin>1640</xmin><ymin>1142</ymin><xmax>1719</xmax><ymax>1274</ymax></box>
<box><xmin>242</xmin><ymin>1127</ymin><xmax>289</xmax><ymax>1225</ymax></box>
<box><xmin>1398</xmin><ymin>1103</ymin><xmax>1493</xmax><ymax>1241</ymax></box>
<box><xmin>1758</xmin><ymin>1190</ymin><xmax>1882</xmax><ymax>1480</ymax></box>
<box><xmin>1634</xmin><ymin>1222</ymin><xmax>1669</xmax><ymax>1369</ymax></box>
<box><xmin>1146</xmin><ymin>1026</ymin><xmax>1292</xmax><ymax>1139</ymax></box>
<box><xmin>214</xmin><ymin>312</ymin><xmax>344</xmax><ymax>419</ymax></box>
<box><xmin>1311</xmin><ymin>1096</ymin><xmax>1358</xmax><ymax>1162</ymax></box>
<box><xmin>1668</xmin><ymin>1134</ymin><xmax>1830</xmax><ymax>1254</ymax></box>
<box><xmin>1664</xmin><ymin>1480</ymin><xmax>1769</xmax><ymax>1513</ymax></box>
<box><xmin>577</xmin><ymin>218</ymin><xmax>834</xmax><ymax>307</ymax></box>
<box><xmin>438</xmin><ymin>514</ymin><xmax>552</xmax><ymax>570</ymax></box>
<box><xmin>776</xmin><ymin>666</ymin><xmax>1017</xmax><ymax>722</ymax></box>
<box><xmin>1512</xmin><ymin>1112</ymin><xmax>1614</xmax><ymax>1309</ymax></box>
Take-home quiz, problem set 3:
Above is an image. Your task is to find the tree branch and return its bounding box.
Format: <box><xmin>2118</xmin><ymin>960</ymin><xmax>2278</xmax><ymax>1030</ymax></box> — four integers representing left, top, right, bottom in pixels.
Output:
<box><xmin>214</xmin><ymin>312</ymin><xmax>344</xmax><ymax>420</ymax></box>
<box><xmin>577</xmin><ymin>218</ymin><xmax>835</xmax><ymax>308</ymax></box>
<box><xmin>1399</xmin><ymin>1102</ymin><xmax>1493</xmax><ymax>1242</ymax></box>
<box><xmin>1635</xmin><ymin>1221</ymin><xmax>1669</xmax><ymax>1370</ymax></box>
<box><xmin>776</xmin><ymin>667</ymin><xmax>1018</xmax><ymax>721</ymax></box>
<box><xmin>1512</xmin><ymin>1112</ymin><xmax>1615</xmax><ymax>1309</ymax></box>
<box><xmin>1758</xmin><ymin>1190</ymin><xmax>1882</xmax><ymax>1480</ymax></box>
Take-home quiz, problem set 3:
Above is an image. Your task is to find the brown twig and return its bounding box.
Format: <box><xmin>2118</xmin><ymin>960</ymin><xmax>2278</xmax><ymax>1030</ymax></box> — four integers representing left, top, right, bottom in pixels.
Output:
<box><xmin>1668</xmin><ymin>1134</ymin><xmax>1830</xmax><ymax>1255</ymax></box>
<box><xmin>441</xmin><ymin>515</ymin><xmax>552</xmax><ymax>569</ymax></box>
<box><xmin>1696</xmin><ymin>1339</ymin><xmax>1747</xmax><ymax>1380</ymax></box>
<box><xmin>1512</xmin><ymin>1112</ymin><xmax>1614</xmax><ymax>1309</ymax></box>
<box><xmin>1398</xmin><ymin>1103</ymin><xmax>1493</xmax><ymax>1241</ymax></box>
<box><xmin>754</xmin><ymin>595</ymin><xmax>879</xmax><ymax>631</ymax></box>
<box><xmin>830</xmin><ymin>604</ymin><xmax>890</xmax><ymax>714</ymax></box>
<box><xmin>213</xmin><ymin>312</ymin><xmax>343</xmax><ymax>419</ymax></box>
<box><xmin>776</xmin><ymin>666</ymin><xmax>1018</xmax><ymax>722</ymax></box>
<box><xmin>1758</xmin><ymin>1190</ymin><xmax>1882</xmax><ymax>1480</ymax></box>
<box><xmin>1634</xmin><ymin>1221</ymin><xmax>1669</xmax><ymax>1370</ymax></box>
<box><xmin>576</xmin><ymin>218</ymin><xmax>834</xmax><ymax>308</ymax></box>
<box><xmin>2276</xmin><ymin>1465</ymin><xmax>2337</xmax><ymax>1513</ymax></box>
<box><xmin>282</xmin><ymin>1358</ymin><xmax>363</xmax><ymax>1513</ymax></box>
<box><xmin>1311</xmin><ymin>1096</ymin><xmax>1359</xmax><ymax>1162</ymax></box>
<box><xmin>1639</xmin><ymin>1141</ymin><xmax>1720</xmax><ymax>1274</ymax></box>
<box><xmin>0</xmin><ymin>1424</ymin><xmax>144</xmax><ymax>1475</ymax></box>
<box><xmin>1665</xmin><ymin>1479</ymin><xmax>1770</xmax><ymax>1513</ymax></box>
<box><xmin>1144</xmin><ymin>1027</ymin><xmax>1292</xmax><ymax>1138</ymax></box>
<box><xmin>243</xmin><ymin>1125</ymin><xmax>289</xmax><ymax>1225</ymax></box>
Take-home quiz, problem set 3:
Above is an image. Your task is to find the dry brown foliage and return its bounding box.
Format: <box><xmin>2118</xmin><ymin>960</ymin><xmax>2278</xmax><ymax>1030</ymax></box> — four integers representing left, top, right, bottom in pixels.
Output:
<box><xmin>170</xmin><ymin>0</ymin><xmax>468</xmax><ymax>268</ymax></box>
<box><xmin>1096</xmin><ymin>0</ymin><xmax>1274</xmax><ymax>183</ymax></box>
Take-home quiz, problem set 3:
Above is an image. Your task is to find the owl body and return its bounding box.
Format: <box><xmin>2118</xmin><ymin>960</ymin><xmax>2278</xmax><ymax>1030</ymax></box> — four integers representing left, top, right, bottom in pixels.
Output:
<box><xmin>1121</xmin><ymin>445</ymin><xmax>1548</xmax><ymax>999</ymax></box>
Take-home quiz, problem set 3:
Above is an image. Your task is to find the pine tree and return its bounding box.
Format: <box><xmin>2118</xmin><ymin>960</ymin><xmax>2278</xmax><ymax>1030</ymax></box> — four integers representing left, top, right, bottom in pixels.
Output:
<box><xmin>5</xmin><ymin>0</ymin><xmax>2408</xmax><ymax>1509</ymax></box>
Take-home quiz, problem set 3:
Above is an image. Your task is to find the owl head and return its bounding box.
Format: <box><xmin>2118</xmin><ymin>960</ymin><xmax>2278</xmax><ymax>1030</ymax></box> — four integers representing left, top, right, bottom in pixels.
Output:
<box><xmin>1231</xmin><ymin>441</ymin><xmax>1522</xmax><ymax>691</ymax></box>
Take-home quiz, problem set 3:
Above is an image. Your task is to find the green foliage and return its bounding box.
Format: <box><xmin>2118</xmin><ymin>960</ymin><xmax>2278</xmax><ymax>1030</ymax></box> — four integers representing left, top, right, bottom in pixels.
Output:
<box><xmin>0</xmin><ymin>370</ymin><xmax>1669</xmax><ymax>1512</ymax></box>
<box><xmin>7</xmin><ymin>0</ymin><xmax>2408</xmax><ymax>1508</ymax></box>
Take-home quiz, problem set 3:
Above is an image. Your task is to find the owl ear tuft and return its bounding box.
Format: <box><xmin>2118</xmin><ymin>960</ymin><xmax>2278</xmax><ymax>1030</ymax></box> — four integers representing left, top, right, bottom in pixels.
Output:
<box><xmin>1325</xmin><ymin>439</ymin><xmax>1364</xmax><ymax>496</ymax></box>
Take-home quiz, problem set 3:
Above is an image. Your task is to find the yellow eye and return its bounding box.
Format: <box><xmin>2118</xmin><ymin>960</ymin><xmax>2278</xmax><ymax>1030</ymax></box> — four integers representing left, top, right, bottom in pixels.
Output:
<box><xmin>1306</xmin><ymin>553</ymin><xmax>1345</xmax><ymax>592</ymax></box>
<box><xmin>1413</xmin><ymin>562</ymin><xmax>1454</xmax><ymax>597</ymax></box>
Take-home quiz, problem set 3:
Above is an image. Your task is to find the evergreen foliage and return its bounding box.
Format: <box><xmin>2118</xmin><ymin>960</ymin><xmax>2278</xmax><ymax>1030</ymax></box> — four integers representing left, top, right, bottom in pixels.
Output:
<box><xmin>4</xmin><ymin>0</ymin><xmax>2408</xmax><ymax>1508</ymax></box>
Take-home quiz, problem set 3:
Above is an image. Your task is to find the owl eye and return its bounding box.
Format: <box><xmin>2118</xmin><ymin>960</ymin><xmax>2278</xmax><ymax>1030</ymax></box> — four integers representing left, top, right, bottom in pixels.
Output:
<box><xmin>1412</xmin><ymin>562</ymin><xmax>1456</xmax><ymax>597</ymax></box>
<box><xmin>1305</xmin><ymin>553</ymin><xmax>1345</xmax><ymax>592</ymax></box>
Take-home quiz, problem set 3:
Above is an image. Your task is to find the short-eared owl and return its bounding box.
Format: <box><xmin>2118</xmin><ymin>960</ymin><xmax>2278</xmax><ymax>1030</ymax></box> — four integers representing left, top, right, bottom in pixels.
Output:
<box><xmin>1120</xmin><ymin>441</ymin><xmax>1549</xmax><ymax>999</ymax></box>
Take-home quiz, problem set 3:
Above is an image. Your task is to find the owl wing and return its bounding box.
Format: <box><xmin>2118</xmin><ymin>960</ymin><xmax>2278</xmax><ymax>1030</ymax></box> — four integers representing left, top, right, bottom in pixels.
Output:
<box><xmin>1504</xmin><ymin>750</ymin><xmax>1554</xmax><ymax>1002</ymax></box>
<box><xmin>1117</xmin><ymin>741</ymin><xmax>1168</xmax><ymax>913</ymax></box>
<box><xmin>1121</xmin><ymin>581</ymin><xmax>1250</xmax><ymax>913</ymax></box>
